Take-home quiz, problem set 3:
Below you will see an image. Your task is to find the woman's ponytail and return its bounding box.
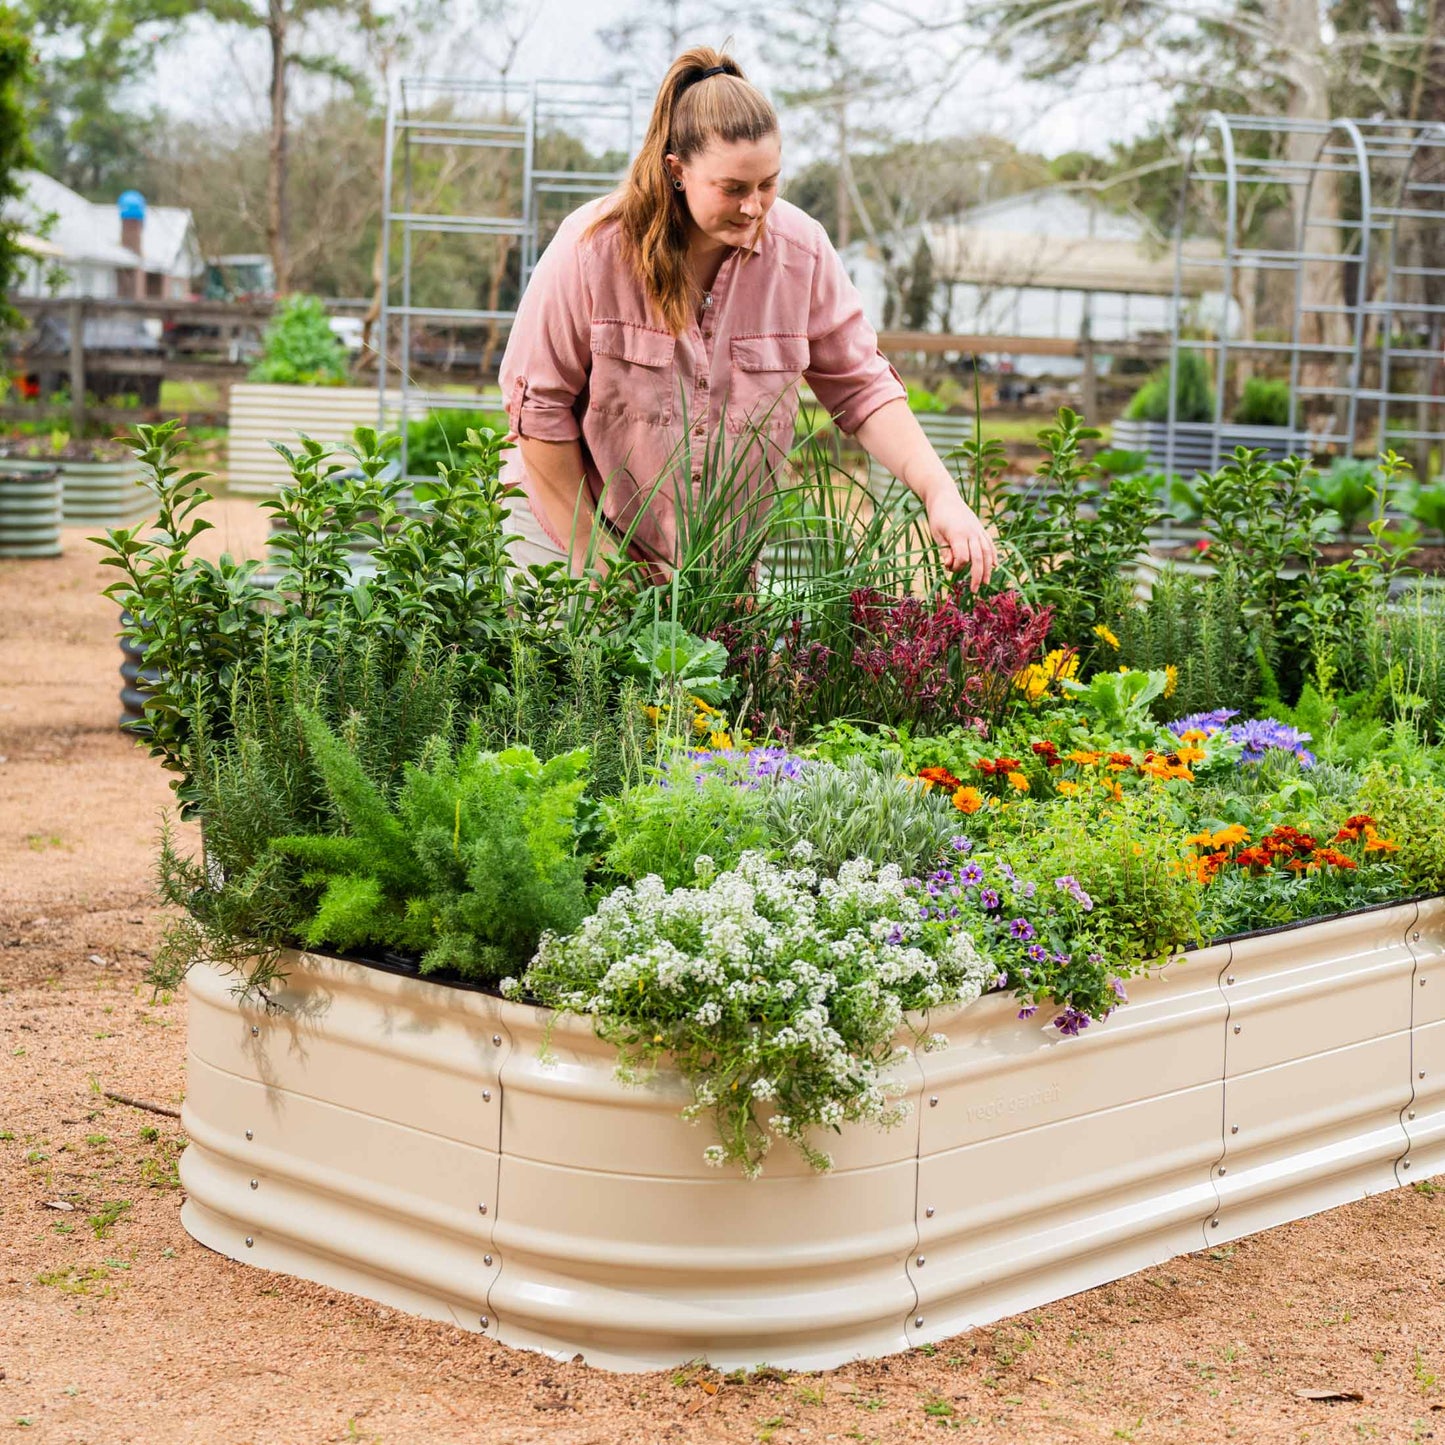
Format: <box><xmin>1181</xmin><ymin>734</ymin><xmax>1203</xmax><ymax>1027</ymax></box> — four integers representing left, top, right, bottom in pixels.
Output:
<box><xmin>587</xmin><ymin>47</ymin><xmax>778</xmax><ymax>336</ymax></box>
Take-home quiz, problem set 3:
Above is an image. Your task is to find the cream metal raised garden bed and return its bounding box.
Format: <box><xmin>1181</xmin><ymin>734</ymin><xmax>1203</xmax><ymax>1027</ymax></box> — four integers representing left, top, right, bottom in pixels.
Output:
<box><xmin>180</xmin><ymin>896</ymin><xmax>1445</xmax><ymax>1372</ymax></box>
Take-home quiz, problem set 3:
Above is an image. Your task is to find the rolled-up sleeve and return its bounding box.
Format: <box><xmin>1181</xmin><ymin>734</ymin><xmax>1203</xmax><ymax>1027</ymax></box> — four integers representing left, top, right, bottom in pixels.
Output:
<box><xmin>804</xmin><ymin>234</ymin><xmax>906</xmax><ymax>436</ymax></box>
<box><xmin>499</xmin><ymin>219</ymin><xmax>592</xmax><ymax>442</ymax></box>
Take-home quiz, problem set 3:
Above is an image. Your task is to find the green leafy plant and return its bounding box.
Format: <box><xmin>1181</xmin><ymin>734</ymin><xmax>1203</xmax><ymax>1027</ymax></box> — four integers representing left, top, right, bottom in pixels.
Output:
<box><xmin>1123</xmin><ymin>351</ymin><xmax>1215</xmax><ymax>424</ymax></box>
<box><xmin>248</xmin><ymin>294</ymin><xmax>350</xmax><ymax>385</ymax></box>
<box><xmin>1309</xmin><ymin>459</ymin><xmax>1381</xmax><ymax>536</ymax></box>
<box><xmin>1233</xmin><ymin>376</ymin><xmax>1290</xmax><ymax>428</ymax></box>
<box><xmin>271</xmin><ymin>709</ymin><xmax>591</xmax><ymax>981</ymax></box>
<box><xmin>1092</xmin><ymin>448</ymin><xmax>1147</xmax><ymax>476</ymax></box>
<box><xmin>1399</xmin><ymin>476</ymin><xmax>1445</xmax><ymax>539</ymax></box>
<box><xmin>1060</xmin><ymin>668</ymin><xmax>1170</xmax><ymax>748</ymax></box>
<box><xmin>629</xmin><ymin>620</ymin><xmax>735</xmax><ymax>707</ymax></box>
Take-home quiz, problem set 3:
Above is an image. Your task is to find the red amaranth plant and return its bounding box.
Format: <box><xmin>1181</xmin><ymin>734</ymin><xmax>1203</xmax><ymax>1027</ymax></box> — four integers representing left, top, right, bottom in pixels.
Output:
<box><xmin>850</xmin><ymin>586</ymin><xmax>1053</xmax><ymax>733</ymax></box>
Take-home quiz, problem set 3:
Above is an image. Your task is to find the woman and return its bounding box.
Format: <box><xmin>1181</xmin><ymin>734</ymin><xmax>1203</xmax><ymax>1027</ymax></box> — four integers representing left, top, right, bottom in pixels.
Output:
<box><xmin>499</xmin><ymin>46</ymin><xmax>997</xmax><ymax>589</ymax></box>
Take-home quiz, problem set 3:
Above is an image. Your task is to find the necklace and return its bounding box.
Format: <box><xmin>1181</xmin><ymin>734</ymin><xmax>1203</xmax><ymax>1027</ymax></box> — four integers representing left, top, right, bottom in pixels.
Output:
<box><xmin>702</xmin><ymin>290</ymin><xmax>714</xmax><ymax>309</ymax></box>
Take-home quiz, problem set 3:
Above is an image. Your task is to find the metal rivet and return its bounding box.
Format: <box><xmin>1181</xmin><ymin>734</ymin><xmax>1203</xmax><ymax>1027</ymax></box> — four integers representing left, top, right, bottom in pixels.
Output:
<box><xmin>1231</xmin><ymin>1125</ymin><xmax>1239</xmax><ymax>1134</ymax></box>
<box><xmin>1211</xmin><ymin>1218</ymin><xmax>1220</xmax><ymax>1227</ymax></box>
<box><xmin>1233</xmin><ymin>1024</ymin><xmax>1242</xmax><ymax>1035</ymax></box>
<box><xmin>1226</xmin><ymin>975</ymin><xmax>1235</xmax><ymax>985</ymax></box>
<box><xmin>916</xmin><ymin>1255</ymin><xmax>926</xmax><ymax>1267</ymax></box>
<box><xmin>492</xmin><ymin>1034</ymin><xmax>502</xmax><ymax>1046</ymax></box>
<box><xmin>478</xmin><ymin>1203</ymin><xmax>488</xmax><ymax>1215</ymax></box>
<box><xmin>925</xmin><ymin>1206</ymin><xmax>935</xmax><ymax>1218</ymax></box>
<box><xmin>250</xmin><ymin>1025</ymin><xmax>259</xmax><ymax>1037</ymax></box>
<box><xmin>929</xmin><ymin>1095</ymin><xmax>939</xmax><ymax>1108</ymax></box>
<box><xmin>480</xmin><ymin>1315</ymin><xmax>489</xmax><ymax>1328</ymax></box>
<box><xmin>249</xmin><ymin>1178</ymin><xmax>258</xmax><ymax>1190</ymax></box>
<box><xmin>1414</xmin><ymin>932</ymin><xmax>1422</xmax><ymax>943</ymax></box>
<box><xmin>482</xmin><ymin>1089</ymin><xmax>491</xmax><ymax>1102</ymax></box>
<box><xmin>484</xmin><ymin>1254</ymin><xmax>493</xmax><ymax>1266</ymax></box>
<box><xmin>914</xmin><ymin>1315</ymin><xmax>924</xmax><ymax>1328</ymax></box>
<box><xmin>1422</xmin><ymin>1071</ymin><xmax>1428</xmax><ymax>1080</ymax></box>
<box><xmin>1409</xmin><ymin>1111</ymin><xmax>1417</xmax><ymax>1120</ymax></box>
<box><xmin>1404</xmin><ymin>1159</ymin><xmax>1412</xmax><ymax>1169</ymax></box>
<box><xmin>244</xmin><ymin>1129</ymin><xmax>253</xmax><ymax>1141</ymax></box>
<box><xmin>245</xmin><ymin>1236</ymin><xmax>254</xmax><ymax>1247</ymax></box>
<box><xmin>1218</xmin><ymin>1167</ymin><xmax>1227</xmax><ymax>1176</ymax></box>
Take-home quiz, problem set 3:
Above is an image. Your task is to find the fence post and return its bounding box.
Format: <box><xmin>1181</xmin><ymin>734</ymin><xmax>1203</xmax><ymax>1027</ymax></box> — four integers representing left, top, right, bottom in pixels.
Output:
<box><xmin>67</xmin><ymin>297</ymin><xmax>86</xmax><ymax>436</ymax></box>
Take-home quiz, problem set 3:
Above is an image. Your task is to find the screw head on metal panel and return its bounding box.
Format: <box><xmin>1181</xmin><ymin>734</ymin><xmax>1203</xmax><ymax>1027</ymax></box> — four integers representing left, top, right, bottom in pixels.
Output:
<box><xmin>492</xmin><ymin>1034</ymin><xmax>502</xmax><ymax>1046</ymax></box>
<box><xmin>1422</xmin><ymin>978</ymin><xmax>1428</xmax><ymax>987</ymax></box>
<box><xmin>1410</xmin><ymin>1110</ymin><xmax>1417</xmax><ymax>1120</ymax></box>
<box><xmin>480</xmin><ymin>1315</ymin><xmax>489</xmax><ymax>1328</ymax></box>
<box><xmin>250</xmin><ymin>1025</ymin><xmax>259</xmax><ymax>1037</ymax></box>
<box><xmin>925</xmin><ymin>1206</ymin><xmax>935</xmax><ymax>1218</ymax></box>
<box><xmin>249</xmin><ymin>1178</ymin><xmax>258</xmax><ymax>1190</ymax></box>
<box><xmin>245</xmin><ymin>1236</ymin><xmax>254</xmax><ymax>1247</ymax></box>
<box><xmin>478</xmin><ymin>1203</ymin><xmax>488</xmax><ymax>1214</ymax></box>
<box><xmin>1423</xmin><ymin>1071</ymin><xmax>1429</xmax><ymax>1080</ymax></box>
<box><xmin>1226</xmin><ymin>975</ymin><xmax>1235</xmax><ymax>985</ymax></box>
<box><xmin>1233</xmin><ymin>1024</ymin><xmax>1242</xmax><ymax>1035</ymax></box>
<box><xmin>244</xmin><ymin>1129</ymin><xmax>253</xmax><ymax>1141</ymax></box>
<box><xmin>1415</xmin><ymin>932</ymin><xmax>1422</xmax><ymax>943</ymax></box>
<box><xmin>1231</xmin><ymin>1125</ymin><xmax>1239</xmax><ymax>1135</ymax></box>
<box><xmin>1404</xmin><ymin>1159</ymin><xmax>1412</xmax><ymax>1169</ymax></box>
<box><xmin>484</xmin><ymin>1254</ymin><xmax>493</xmax><ymax>1266</ymax></box>
<box><xmin>929</xmin><ymin>1095</ymin><xmax>939</xmax><ymax>1107</ymax></box>
<box><xmin>914</xmin><ymin>1315</ymin><xmax>924</xmax><ymax>1328</ymax></box>
<box><xmin>482</xmin><ymin>1089</ymin><xmax>492</xmax><ymax>1102</ymax></box>
<box><xmin>1211</xmin><ymin>1218</ymin><xmax>1220</xmax><ymax>1227</ymax></box>
<box><xmin>916</xmin><ymin>1255</ymin><xmax>926</xmax><ymax>1267</ymax></box>
<box><xmin>1218</xmin><ymin>1167</ymin><xmax>1227</xmax><ymax>1176</ymax></box>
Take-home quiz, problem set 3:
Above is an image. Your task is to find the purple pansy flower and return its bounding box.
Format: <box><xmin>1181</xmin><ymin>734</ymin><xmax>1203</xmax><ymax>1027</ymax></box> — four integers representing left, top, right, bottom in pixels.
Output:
<box><xmin>1008</xmin><ymin>917</ymin><xmax>1036</xmax><ymax>942</ymax></box>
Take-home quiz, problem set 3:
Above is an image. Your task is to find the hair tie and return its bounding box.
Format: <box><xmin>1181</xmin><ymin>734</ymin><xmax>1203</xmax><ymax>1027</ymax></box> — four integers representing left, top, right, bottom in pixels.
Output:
<box><xmin>698</xmin><ymin>65</ymin><xmax>729</xmax><ymax>78</ymax></box>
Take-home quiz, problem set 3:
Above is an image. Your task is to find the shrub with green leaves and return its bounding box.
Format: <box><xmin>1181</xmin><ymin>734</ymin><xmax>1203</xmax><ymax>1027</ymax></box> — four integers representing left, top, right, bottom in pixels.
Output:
<box><xmin>248</xmin><ymin>294</ymin><xmax>350</xmax><ymax>385</ymax></box>
<box><xmin>272</xmin><ymin>709</ymin><xmax>590</xmax><ymax>980</ymax></box>
<box><xmin>1233</xmin><ymin>376</ymin><xmax>1290</xmax><ymax>428</ymax></box>
<box><xmin>1123</xmin><ymin>351</ymin><xmax>1215</xmax><ymax>424</ymax></box>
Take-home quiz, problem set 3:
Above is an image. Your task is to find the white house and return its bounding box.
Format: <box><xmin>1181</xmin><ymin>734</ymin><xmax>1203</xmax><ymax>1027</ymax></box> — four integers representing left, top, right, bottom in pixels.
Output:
<box><xmin>843</xmin><ymin>188</ymin><xmax>1224</xmax><ymax>376</ymax></box>
<box><xmin>7</xmin><ymin>170</ymin><xmax>203</xmax><ymax>300</ymax></box>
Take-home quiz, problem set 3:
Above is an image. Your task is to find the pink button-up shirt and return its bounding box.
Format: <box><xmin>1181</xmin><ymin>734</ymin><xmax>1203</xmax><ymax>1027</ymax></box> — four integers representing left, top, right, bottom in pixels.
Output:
<box><xmin>499</xmin><ymin>195</ymin><xmax>906</xmax><ymax>565</ymax></box>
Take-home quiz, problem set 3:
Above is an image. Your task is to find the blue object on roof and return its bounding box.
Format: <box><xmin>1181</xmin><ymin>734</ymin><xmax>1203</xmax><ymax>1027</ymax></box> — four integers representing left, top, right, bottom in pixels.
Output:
<box><xmin>117</xmin><ymin>189</ymin><xmax>146</xmax><ymax>220</ymax></box>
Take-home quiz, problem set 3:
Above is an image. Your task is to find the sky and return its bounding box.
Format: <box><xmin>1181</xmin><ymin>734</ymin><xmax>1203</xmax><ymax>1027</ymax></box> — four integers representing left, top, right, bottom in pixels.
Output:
<box><xmin>150</xmin><ymin>0</ymin><xmax>1174</xmax><ymax>165</ymax></box>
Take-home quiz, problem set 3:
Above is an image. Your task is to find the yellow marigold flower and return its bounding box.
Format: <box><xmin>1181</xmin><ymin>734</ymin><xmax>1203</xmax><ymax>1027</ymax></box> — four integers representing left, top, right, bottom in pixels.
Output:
<box><xmin>1106</xmin><ymin>780</ymin><xmax>1124</xmax><ymax>801</ymax></box>
<box><xmin>1058</xmin><ymin>780</ymin><xmax>1079</xmax><ymax>796</ymax></box>
<box><xmin>1211</xmin><ymin>824</ymin><xmax>1251</xmax><ymax>849</ymax></box>
<box><xmin>1118</xmin><ymin>664</ymin><xmax>1131</xmax><ymax>674</ymax></box>
<box><xmin>709</xmin><ymin>730</ymin><xmax>733</xmax><ymax>750</ymax></box>
<box><xmin>1176</xmin><ymin>745</ymin><xmax>1207</xmax><ymax>765</ymax></box>
<box><xmin>693</xmin><ymin>714</ymin><xmax>710</xmax><ymax>734</ymax></box>
<box><xmin>1093</xmin><ymin>624</ymin><xmax>1121</xmax><ymax>649</ymax></box>
<box><xmin>952</xmin><ymin>786</ymin><xmax>985</xmax><ymax>814</ymax></box>
<box><xmin>643</xmin><ymin>705</ymin><xmax>662</xmax><ymax>724</ymax></box>
<box><xmin>1363</xmin><ymin>829</ymin><xmax>1400</xmax><ymax>853</ymax></box>
<box><xmin>1164</xmin><ymin>663</ymin><xmax>1179</xmax><ymax>699</ymax></box>
<box><xmin>1184</xmin><ymin>830</ymin><xmax>1216</xmax><ymax>848</ymax></box>
<box><xmin>1067</xmin><ymin>749</ymin><xmax>1103</xmax><ymax>766</ymax></box>
<box><xmin>1181</xmin><ymin>728</ymin><xmax>1208</xmax><ymax>744</ymax></box>
<box><xmin>690</xmin><ymin>697</ymin><xmax>721</xmax><ymax>715</ymax></box>
<box><xmin>1006</xmin><ymin>770</ymin><xmax>1030</xmax><ymax>793</ymax></box>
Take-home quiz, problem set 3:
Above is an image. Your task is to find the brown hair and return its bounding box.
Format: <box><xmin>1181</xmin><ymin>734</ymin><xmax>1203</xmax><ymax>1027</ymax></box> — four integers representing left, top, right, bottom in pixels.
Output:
<box><xmin>587</xmin><ymin>47</ymin><xmax>779</xmax><ymax>336</ymax></box>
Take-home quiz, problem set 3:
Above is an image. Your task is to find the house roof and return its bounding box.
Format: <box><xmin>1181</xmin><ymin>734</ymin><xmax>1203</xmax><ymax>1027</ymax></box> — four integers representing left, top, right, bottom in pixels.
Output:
<box><xmin>867</xmin><ymin>186</ymin><xmax>1220</xmax><ymax>297</ymax></box>
<box><xmin>5</xmin><ymin>170</ymin><xmax>201</xmax><ymax>278</ymax></box>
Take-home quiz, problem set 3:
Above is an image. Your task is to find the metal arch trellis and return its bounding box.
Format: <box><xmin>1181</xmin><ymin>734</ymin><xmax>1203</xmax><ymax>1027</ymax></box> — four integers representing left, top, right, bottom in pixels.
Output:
<box><xmin>1164</xmin><ymin>112</ymin><xmax>1445</xmax><ymax>486</ymax></box>
<box><xmin>377</xmin><ymin>75</ymin><xmax>649</xmax><ymax>478</ymax></box>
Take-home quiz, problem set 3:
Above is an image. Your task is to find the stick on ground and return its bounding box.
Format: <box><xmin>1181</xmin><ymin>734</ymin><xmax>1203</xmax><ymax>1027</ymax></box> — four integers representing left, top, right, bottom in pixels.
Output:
<box><xmin>103</xmin><ymin>1090</ymin><xmax>181</xmax><ymax>1120</ymax></box>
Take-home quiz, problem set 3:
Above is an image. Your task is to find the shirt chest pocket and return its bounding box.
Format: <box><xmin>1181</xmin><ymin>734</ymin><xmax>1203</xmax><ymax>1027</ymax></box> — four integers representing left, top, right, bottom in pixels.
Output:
<box><xmin>589</xmin><ymin>320</ymin><xmax>677</xmax><ymax>426</ymax></box>
<box><xmin>726</xmin><ymin>333</ymin><xmax>810</xmax><ymax>435</ymax></box>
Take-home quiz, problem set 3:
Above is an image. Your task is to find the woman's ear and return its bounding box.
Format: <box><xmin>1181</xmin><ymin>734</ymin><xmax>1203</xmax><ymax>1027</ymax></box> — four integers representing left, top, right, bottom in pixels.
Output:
<box><xmin>663</xmin><ymin>153</ymin><xmax>685</xmax><ymax>189</ymax></box>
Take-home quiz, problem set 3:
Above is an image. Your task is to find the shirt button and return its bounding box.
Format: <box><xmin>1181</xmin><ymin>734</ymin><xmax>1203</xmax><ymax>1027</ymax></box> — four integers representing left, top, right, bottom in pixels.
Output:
<box><xmin>698</xmin><ymin>376</ymin><xmax>708</xmax><ymax>390</ymax></box>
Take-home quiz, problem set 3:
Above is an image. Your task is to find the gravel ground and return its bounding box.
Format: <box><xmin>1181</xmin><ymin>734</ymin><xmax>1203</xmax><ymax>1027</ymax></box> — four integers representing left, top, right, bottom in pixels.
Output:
<box><xmin>4</xmin><ymin>502</ymin><xmax>1445</xmax><ymax>1444</ymax></box>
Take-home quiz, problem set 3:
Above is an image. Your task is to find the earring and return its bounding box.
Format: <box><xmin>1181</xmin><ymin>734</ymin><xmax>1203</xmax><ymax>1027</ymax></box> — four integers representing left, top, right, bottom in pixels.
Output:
<box><xmin>672</xmin><ymin>178</ymin><xmax>684</xmax><ymax>191</ymax></box>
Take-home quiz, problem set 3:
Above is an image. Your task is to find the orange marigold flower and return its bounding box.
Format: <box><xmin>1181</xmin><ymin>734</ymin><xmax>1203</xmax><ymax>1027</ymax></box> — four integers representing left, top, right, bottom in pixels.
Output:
<box><xmin>1185</xmin><ymin>830</ymin><xmax>1216</xmax><ymax>848</ymax></box>
<box><xmin>1106</xmin><ymin>780</ymin><xmax>1124</xmax><ymax>801</ymax></box>
<box><xmin>918</xmin><ymin>766</ymin><xmax>963</xmax><ymax>791</ymax></box>
<box><xmin>1176</xmin><ymin>745</ymin><xmax>1207</xmax><ymax>765</ymax></box>
<box><xmin>976</xmin><ymin>759</ymin><xmax>997</xmax><ymax>775</ymax></box>
<box><xmin>1108</xmin><ymin>751</ymin><xmax>1134</xmax><ymax>767</ymax></box>
<box><xmin>1284</xmin><ymin>858</ymin><xmax>1316</xmax><ymax>872</ymax></box>
<box><xmin>1067</xmin><ymin>749</ymin><xmax>1103</xmax><ymax>767</ymax></box>
<box><xmin>1234</xmin><ymin>846</ymin><xmax>1273</xmax><ymax>869</ymax></box>
<box><xmin>1363</xmin><ymin>829</ymin><xmax>1400</xmax><ymax>854</ymax></box>
<box><xmin>1312</xmin><ymin>846</ymin><xmax>1359</xmax><ymax>869</ymax></box>
<box><xmin>1006</xmin><ymin>770</ymin><xmax>1030</xmax><ymax>793</ymax></box>
<box><xmin>952</xmin><ymin>786</ymin><xmax>985</xmax><ymax>815</ymax></box>
<box><xmin>1181</xmin><ymin>729</ymin><xmax>1208</xmax><ymax>744</ymax></box>
<box><xmin>1057</xmin><ymin>780</ymin><xmax>1079</xmax><ymax>796</ymax></box>
<box><xmin>1211</xmin><ymin>824</ymin><xmax>1251</xmax><ymax>849</ymax></box>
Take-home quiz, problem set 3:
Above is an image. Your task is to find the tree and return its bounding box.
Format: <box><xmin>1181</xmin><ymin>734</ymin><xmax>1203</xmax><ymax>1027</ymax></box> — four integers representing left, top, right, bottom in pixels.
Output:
<box><xmin>901</xmin><ymin>232</ymin><xmax>934</xmax><ymax>330</ymax></box>
<box><xmin>0</xmin><ymin>4</ymin><xmax>33</xmax><ymax>334</ymax></box>
<box><xmin>24</xmin><ymin>0</ymin><xmax>189</xmax><ymax>196</ymax></box>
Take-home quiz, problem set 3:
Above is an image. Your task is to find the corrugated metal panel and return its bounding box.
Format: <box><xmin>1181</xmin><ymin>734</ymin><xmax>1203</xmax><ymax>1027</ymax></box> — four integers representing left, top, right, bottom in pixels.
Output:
<box><xmin>225</xmin><ymin>385</ymin><xmax>403</xmax><ymax>496</ymax></box>
<box><xmin>180</xmin><ymin>904</ymin><xmax>1442</xmax><ymax>1373</ymax></box>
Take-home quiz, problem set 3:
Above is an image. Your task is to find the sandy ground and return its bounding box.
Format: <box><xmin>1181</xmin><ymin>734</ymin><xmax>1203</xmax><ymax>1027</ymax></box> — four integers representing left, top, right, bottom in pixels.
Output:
<box><xmin>5</xmin><ymin>502</ymin><xmax>1445</xmax><ymax>1445</ymax></box>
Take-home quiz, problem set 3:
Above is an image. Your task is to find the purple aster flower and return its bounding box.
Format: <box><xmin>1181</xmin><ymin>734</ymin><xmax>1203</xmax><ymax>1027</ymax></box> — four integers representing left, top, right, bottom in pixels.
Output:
<box><xmin>1008</xmin><ymin>917</ymin><xmax>1036</xmax><ymax>942</ymax></box>
<box><xmin>1167</xmin><ymin>708</ymin><xmax>1239</xmax><ymax>738</ymax></box>
<box><xmin>1223</xmin><ymin>718</ymin><xmax>1316</xmax><ymax>768</ymax></box>
<box><xmin>949</xmin><ymin>835</ymin><xmax>974</xmax><ymax>854</ymax></box>
<box><xmin>980</xmin><ymin>888</ymin><xmax>1001</xmax><ymax>911</ymax></box>
<box><xmin>1027</xmin><ymin>943</ymin><xmax>1048</xmax><ymax>963</ymax></box>
<box><xmin>960</xmin><ymin>863</ymin><xmax>984</xmax><ymax>887</ymax></box>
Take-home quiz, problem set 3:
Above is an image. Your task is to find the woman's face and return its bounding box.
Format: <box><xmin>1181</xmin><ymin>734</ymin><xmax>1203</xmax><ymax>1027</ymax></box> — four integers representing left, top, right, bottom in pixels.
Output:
<box><xmin>667</xmin><ymin>134</ymin><xmax>782</xmax><ymax>251</ymax></box>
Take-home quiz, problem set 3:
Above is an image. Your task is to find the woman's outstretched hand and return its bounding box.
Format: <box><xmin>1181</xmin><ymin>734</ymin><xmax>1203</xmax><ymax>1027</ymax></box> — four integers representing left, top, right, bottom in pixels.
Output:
<box><xmin>924</xmin><ymin>485</ymin><xmax>999</xmax><ymax>591</ymax></box>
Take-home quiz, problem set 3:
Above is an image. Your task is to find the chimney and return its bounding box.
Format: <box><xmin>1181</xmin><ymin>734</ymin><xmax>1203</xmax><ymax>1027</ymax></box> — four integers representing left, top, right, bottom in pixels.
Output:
<box><xmin>116</xmin><ymin>190</ymin><xmax>146</xmax><ymax>300</ymax></box>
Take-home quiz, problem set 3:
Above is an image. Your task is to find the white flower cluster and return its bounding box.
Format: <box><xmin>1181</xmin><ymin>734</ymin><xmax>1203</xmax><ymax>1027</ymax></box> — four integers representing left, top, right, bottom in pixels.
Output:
<box><xmin>526</xmin><ymin>851</ymin><xmax>993</xmax><ymax>1176</ymax></box>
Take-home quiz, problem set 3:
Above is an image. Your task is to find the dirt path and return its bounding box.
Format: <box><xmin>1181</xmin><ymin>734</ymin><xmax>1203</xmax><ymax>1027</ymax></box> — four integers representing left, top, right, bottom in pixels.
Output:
<box><xmin>4</xmin><ymin>508</ymin><xmax>1445</xmax><ymax>1444</ymax></box>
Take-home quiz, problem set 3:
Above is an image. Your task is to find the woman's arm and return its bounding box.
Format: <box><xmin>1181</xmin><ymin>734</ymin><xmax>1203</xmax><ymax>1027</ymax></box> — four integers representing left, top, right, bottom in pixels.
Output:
<box><xmin>516</xmin><ymin>435</ymin><xmax>616</xmax><ymax>568</ymax></box>
<box><xmin>854</xmin><ymin>397</ymin><xmax>998</xmax><ymax>590</ymax></box>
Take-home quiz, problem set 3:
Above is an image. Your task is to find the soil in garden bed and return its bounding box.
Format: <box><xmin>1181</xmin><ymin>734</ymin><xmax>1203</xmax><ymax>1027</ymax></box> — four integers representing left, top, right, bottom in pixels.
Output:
<box><xmin>8</xmin><ymin>502</ymin><xmax>1445</xmax><ymax>1443</ymax></box>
